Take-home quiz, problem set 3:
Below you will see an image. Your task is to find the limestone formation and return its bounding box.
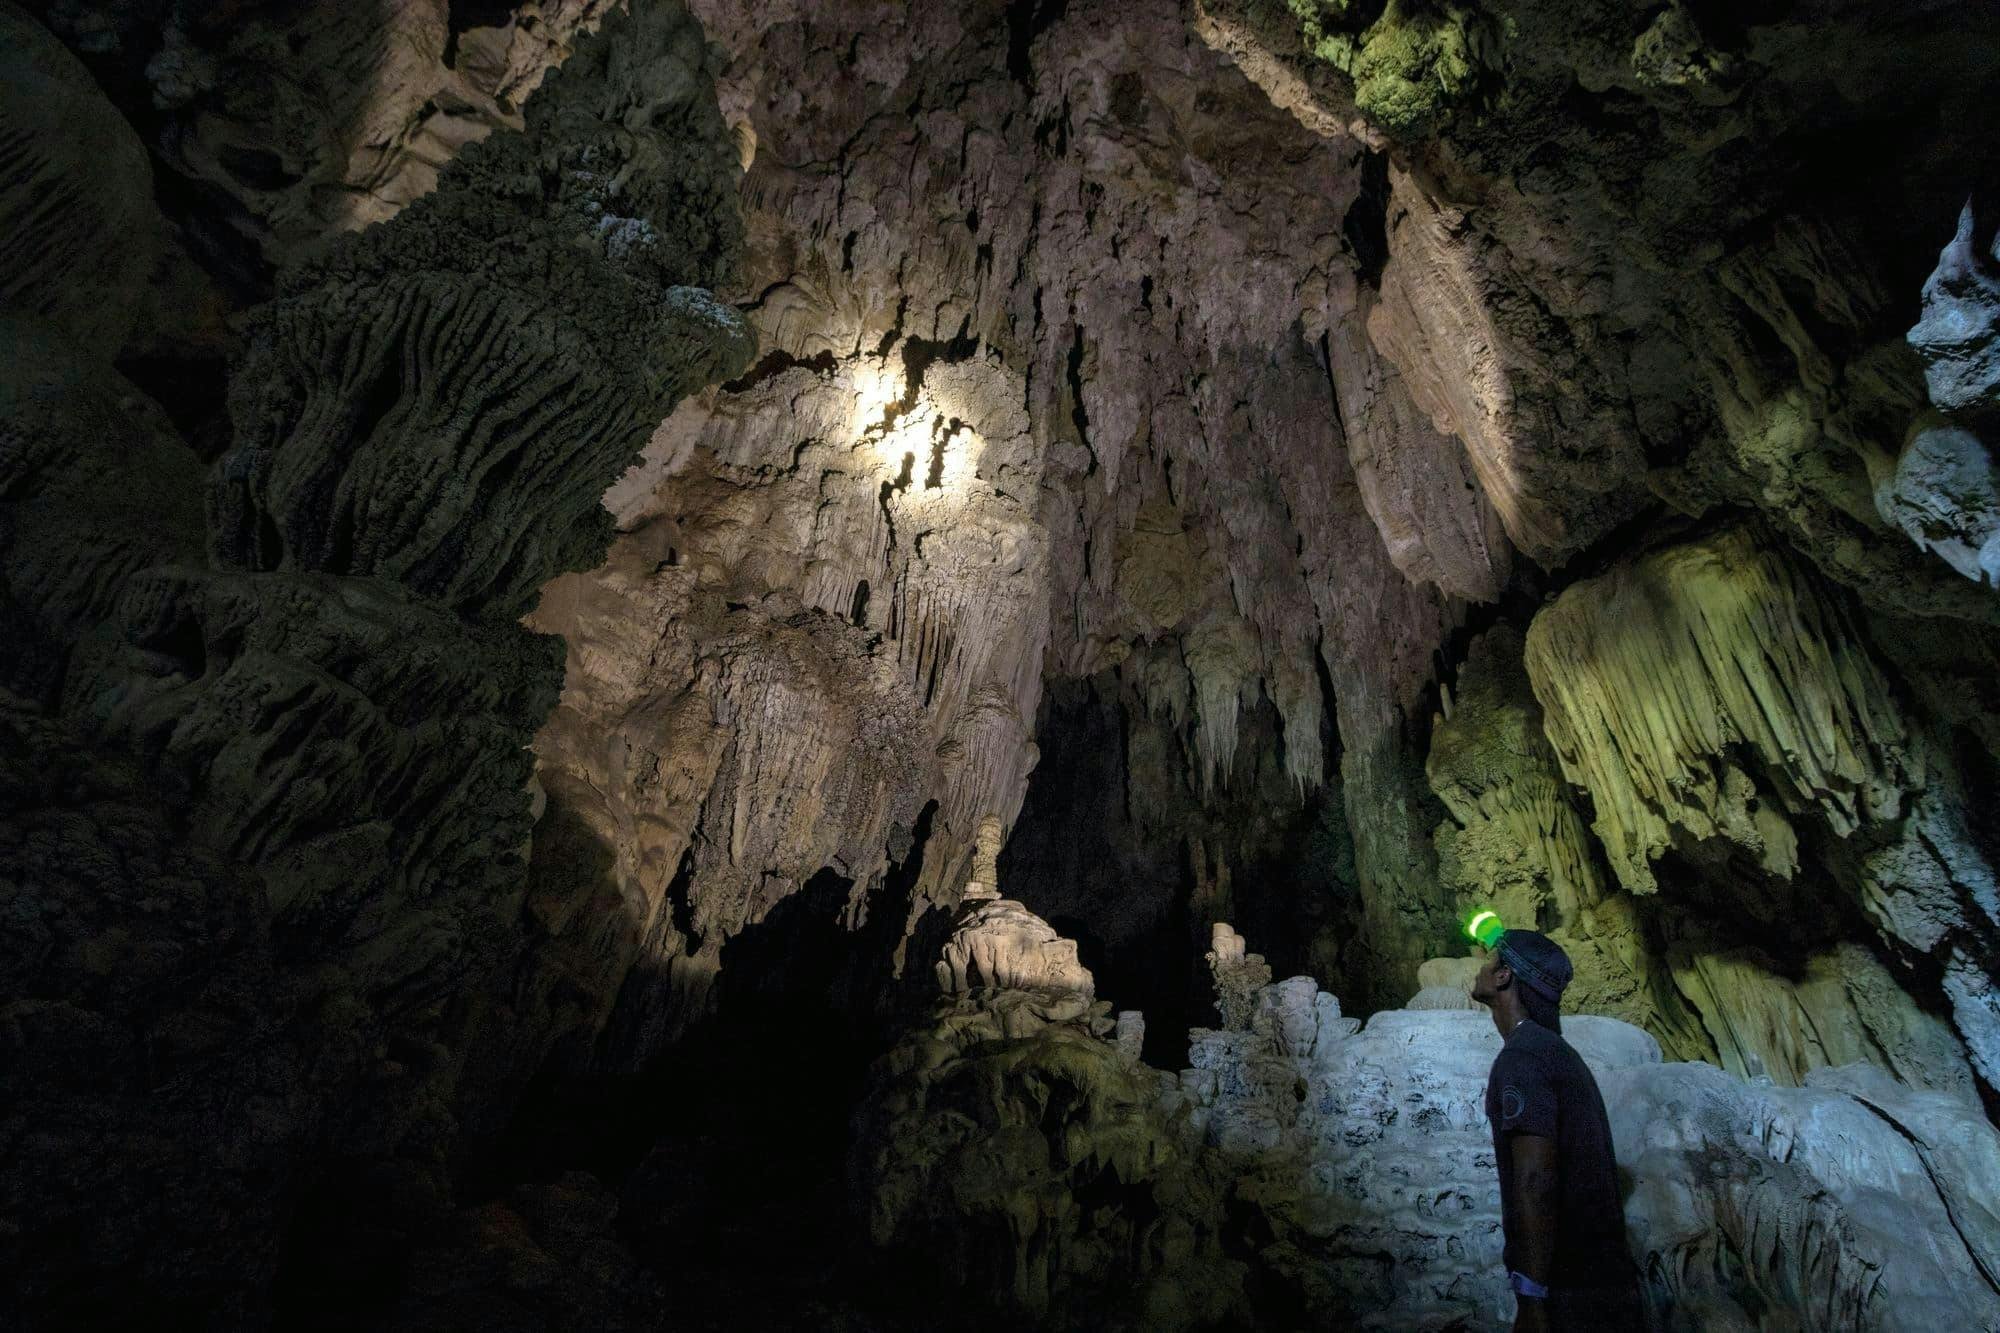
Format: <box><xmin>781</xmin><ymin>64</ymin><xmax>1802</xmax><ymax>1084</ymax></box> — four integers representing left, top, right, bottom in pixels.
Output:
<box><xmin>1522</xmin><ymin>526</ymin><xmax>1993</xmax><ymax>1096</ymax></box>
<box><xmin>1527</xmin><ymin>530</ymin><xmax>1905</xmax><ymax>896</ymax></box>
<box><xmin>10</xmin><ymin>0</ymin><xmax>2000</xmax><ymax>1325</ymax></box>
<box><xmin>1606</xmin><ymin>1060</ymin><xmax>2000</xmax><ymax>1331</ymax></box>
<box><xmin>1882</xmin><ymin>202</ymin><xmax>2000</xmax><ymax>590</ymax></box>
<box><xmin>541</xmin><ymin>0</ymin><xmax>1472</xmax><ymax>1024</ymax></box>
<box><xmin>0</xmin><ymin>2</ymin><xmax>749</xmax><ymax>1322</ymax></box>
<box><xmin>1200</xmin><ymin>1</ymin><xmax>2000</xmax><ymax>622</ymax></box>
<box><xmin>860</xmin><ymin>921</ymin><xmax>2000</xmax><ymax>1330</ymax></box>
<box><xmin>1204</xmin><ymin>922</ymin><xmax>1273</xmax><ymax>1031</ymax></box>
<box><xmin>938</xmin><ymin>899</ymin><xmax>1097</xmax><ymax>1011</ymax></box>
<box><xmin>37</xmin><ymin>0</ymin><xmax>622</xmax><ymax>269</ymax></box>
<box><xmin>0</xmin><ymin>3</ymin><xmax>160</xmax><ymax>352</ymax></box>
<box><xmin>964</xmin><ymin>814</ymin><xmax>1006</xmax><ymax>901</ymax></box>
<box><xmin>1910</xmin><ymin>198</ymin><xmax>2000</xmax><ymax>422</ymax></box>
<box><xmin>211</xmin><ymin>0</ymin><xmax>749</xmax><ymax>620</ymax></box>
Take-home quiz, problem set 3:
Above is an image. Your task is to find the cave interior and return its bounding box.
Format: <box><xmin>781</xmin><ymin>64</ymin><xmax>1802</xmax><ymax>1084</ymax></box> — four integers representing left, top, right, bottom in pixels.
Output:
<box><xmin>5</xmin><ymin>0</ymin><xmax>2000</xmax><ymax>1328</ymax></box>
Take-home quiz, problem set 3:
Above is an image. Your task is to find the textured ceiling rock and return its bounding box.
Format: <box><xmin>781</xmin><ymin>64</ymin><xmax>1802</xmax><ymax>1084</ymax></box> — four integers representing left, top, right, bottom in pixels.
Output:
<box><xmin>1331</xmin><ymin>255</ymin><xmax>1512</xmax><ymax>602</ymax></box>
<box><xmin>0</xmin><ymin>3</ymin><xmax>161</xmax><ymax>351</ymax></box>
<box><xmin>1878</xmin><ymin>419</ymin><xmax>2000</xmax><ymax>588</ymax></box>
<box><xmin>39</xmin><ymin>0</ymin><xmax>620</xmax><ymax>269</ymax></box>
<box><xmin>0</xmin><ymin>2</ymin><xmax>750</xmax><ymax>1320</ymax></box>
<box><xmin>0</xmin><ymin>315</ymin><xmax>205</xmax><ymax>696</ymax></box>
<box><xmin>1527</xmin><ymin>528</ymin><xmax>1911</xmax><ymax>897</ymax></box>
<box><xmin>1524</xmin><ymin>527</ymin><xmax>1992</xmax><ymax>1096</ymax></box>
<box><xmin>1365</xmin><ymin>159</ymin><xmax>1640</xmax><ymax>563</ymax></box>
<box><xmin>516</xmin><ymin>0</ymin><xmax>1486</xmax><ymax>1037</ymax></box>
<box><xmin>1200</xmin><ymin>0</ymin><xmax>2000</xmax><ymax>610</ymax></box>
<box><xmin>211</xmin><ymin>0</ymin><xmax>749</xmax><ymax>621</ymax></box>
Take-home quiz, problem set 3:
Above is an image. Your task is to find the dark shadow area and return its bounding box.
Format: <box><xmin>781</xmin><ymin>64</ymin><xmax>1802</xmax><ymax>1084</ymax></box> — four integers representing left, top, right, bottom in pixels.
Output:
<box><xmin>308</xmin><ymin>801</ymin><xmax>970</xmax><ymax>1331</ymax></box>
<box><xmin>1001</xmin><ymin>672</ymin><xmax>1354</xmax><ymax>1065</ymax></box>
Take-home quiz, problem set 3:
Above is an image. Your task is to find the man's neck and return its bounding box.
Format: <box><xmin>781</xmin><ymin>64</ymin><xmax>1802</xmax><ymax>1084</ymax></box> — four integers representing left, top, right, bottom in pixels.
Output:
<box><xmin>1493</xmin><ymin>1000</ymin><xmax>1531</xmax><ymax>1041</ymax></box>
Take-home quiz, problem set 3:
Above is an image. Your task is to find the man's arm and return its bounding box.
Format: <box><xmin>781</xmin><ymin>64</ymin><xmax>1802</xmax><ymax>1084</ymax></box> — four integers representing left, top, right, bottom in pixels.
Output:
<box><xmin>1507</xmin><ymin>1132</ymin><xmax>1558</xmax><ymax>1332</ymax></box>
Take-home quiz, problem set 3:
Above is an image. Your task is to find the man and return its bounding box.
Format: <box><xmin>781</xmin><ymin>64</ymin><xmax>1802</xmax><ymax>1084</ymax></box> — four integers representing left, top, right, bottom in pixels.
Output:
<box><xmin>1470</xmin><ymin>929</ymin><xmax>1643</xmax><ymax>1331</ymax></box>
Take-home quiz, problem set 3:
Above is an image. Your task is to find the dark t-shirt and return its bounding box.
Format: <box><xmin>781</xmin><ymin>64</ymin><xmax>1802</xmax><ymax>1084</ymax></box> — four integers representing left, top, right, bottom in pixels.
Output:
<box><xmin>1484</xmin><ymin>1019</ymin><xmax>1633</xmax><ymax>1289</ymax></box>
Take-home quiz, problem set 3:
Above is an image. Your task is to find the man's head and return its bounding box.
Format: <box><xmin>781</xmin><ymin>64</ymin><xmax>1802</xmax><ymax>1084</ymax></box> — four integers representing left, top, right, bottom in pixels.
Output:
<box><xmin>1470</xmin><ymin>929</ymin><xmax>1574</xmax><ymax>1035</ymax></box>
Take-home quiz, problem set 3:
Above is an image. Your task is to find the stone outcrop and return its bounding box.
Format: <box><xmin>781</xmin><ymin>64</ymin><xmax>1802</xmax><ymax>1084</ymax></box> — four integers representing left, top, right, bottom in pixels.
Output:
<box><xmin>861</xmin><ymin>919</ymin><xmax>2000</xmax><ymax>1329</ymax></box>
<box><xmin>1882</xmin><ymin>201</ymin><xmax>2000</xmax><ymax>588</ymax></box>
<box><xmin>0</xmin><ymin>2</ymin><xmax>749</xmax><ymax>1322</ymax></box>
<box><xmin>1608</xmin><ymin>1060</ymin><xmax>2000</xmax><ymax>1330</ymax></box>
<box><xmin>855</xmin><ymin>891</ymin><xmax>1201</xmax><ymax>1323</ymax></box>
<box><xmin>37</xmin><ymin>0</ymin><xmax>621</xmax><ymax>271</ymax></box>
<box><xmin>1203</xmin><ymin>922</ymin><xmax>1273</xmax><ymax>1031</ymax></box>
<box><xmin>0</xmin><ymin>3</ymin><xmax>160</xmax><ymax>350</ymax></box>
<box><xmin>1521</xmin><ymin>526</ymin><xmax>1991</xmax><ymax>1097</ymax></box>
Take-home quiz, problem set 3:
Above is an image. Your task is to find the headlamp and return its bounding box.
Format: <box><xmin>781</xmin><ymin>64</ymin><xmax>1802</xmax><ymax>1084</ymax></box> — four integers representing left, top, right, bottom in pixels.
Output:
<box><xmin>1464</xmin><ymin>909</ymin><xmax>1505</xmax><ymax>950</ymax></box>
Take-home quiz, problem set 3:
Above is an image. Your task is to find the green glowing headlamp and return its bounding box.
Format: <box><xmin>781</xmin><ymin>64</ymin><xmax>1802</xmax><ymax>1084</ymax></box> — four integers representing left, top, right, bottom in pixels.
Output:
<box><xmin>1464</xmin><ymin>909</ymin><xmax>1505</xmax><ymax>950</ymax></box>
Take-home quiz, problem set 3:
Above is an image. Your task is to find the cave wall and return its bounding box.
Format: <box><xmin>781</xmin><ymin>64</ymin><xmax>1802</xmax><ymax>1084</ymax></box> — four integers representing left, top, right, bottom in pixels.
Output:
<box><xmin>1169</xmin><ymin>0</ymin><xmax>2000</xmax><ymax>1097</ymax></box>
<box><xmin>576</xmin><ymin>0</ymin><xmax>2000</xmax><ymax>1100</ymax></box>
<box><xmin>1</xmin><ymin>1</ymin><xmax>750</xmax><ymax>1321</ymax></box>
<box><xmin>9</xmin><ymin>0</ymin><xmax>2000</xmax><ymax>1324</ymax></box>
<box><xmin>515</xmin><ymin>0</ymin><xmax>1484</xmax><ymax>1064</ymax></box>
<box><xmin>443</xmin><ymin>0</ymin><xmax>2000</xmax><ymax>1101</ymax></box>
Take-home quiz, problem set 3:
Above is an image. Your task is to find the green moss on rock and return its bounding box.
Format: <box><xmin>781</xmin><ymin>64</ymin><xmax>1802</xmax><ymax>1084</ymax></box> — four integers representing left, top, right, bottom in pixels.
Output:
<box><xmin>1277</xmin><ymin>0</ymin><xmax>1500</xmax><ymax>138</ymax></box>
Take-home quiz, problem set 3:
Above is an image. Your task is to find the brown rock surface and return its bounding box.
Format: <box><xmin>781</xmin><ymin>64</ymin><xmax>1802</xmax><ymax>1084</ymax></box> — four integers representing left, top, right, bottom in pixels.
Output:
<box><xmin>0</xmin><ymin>2</ymin><xmax>749</xmax><ymax>1322</ymax></box>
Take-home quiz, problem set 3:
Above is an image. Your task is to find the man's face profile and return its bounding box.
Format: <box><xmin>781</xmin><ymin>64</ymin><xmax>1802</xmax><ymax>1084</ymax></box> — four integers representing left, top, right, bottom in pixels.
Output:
<box><xmin>1471</xmin><ymin>954</ymin><xmax>1504</xmax><ymax>1008</ymax></box>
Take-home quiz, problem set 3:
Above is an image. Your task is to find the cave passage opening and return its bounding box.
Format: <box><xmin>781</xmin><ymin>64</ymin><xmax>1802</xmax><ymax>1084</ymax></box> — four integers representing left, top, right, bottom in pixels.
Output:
<box><xmin>1000</xmin><ymin>671</ymin><xmax>1360</xmax><ymax>1065</ymax></box>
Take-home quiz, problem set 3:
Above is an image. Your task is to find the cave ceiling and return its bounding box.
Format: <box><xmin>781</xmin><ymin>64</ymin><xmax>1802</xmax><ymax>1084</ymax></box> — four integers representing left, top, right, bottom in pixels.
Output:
<box><xmin>4</xmin><ymin>0</ymin><xmax>2000</xmax><ymax>1326</ymax></box>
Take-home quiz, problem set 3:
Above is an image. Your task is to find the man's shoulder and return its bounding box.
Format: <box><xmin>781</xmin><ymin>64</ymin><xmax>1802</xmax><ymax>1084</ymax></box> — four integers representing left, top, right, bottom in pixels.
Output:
<box><xmin>1499</xmin><ymin>1019</ymin><xmax>1565</xmax><ymax>1060</ymax></box>
<box><xmin>1488</xmin><ymin>1033</ymin><xmax>1549</xmax><ymax>1087</ymax></box>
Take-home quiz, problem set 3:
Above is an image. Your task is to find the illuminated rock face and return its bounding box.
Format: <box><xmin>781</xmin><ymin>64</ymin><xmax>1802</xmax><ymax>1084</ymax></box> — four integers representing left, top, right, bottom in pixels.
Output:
<box><xmin>518</xmin><ymin>0</ymin><xmax>1484</xmax><ymax>1045</ymax></box>
<box><xmin>862</xmin><ymin>920</ymin><xmax>2000</xmax><ymax>1329</ymax></box>
<box><xmin>1518</xmin><ymin>528</ymin><xmax>1989</xmax><ymax>1096</ymax></box>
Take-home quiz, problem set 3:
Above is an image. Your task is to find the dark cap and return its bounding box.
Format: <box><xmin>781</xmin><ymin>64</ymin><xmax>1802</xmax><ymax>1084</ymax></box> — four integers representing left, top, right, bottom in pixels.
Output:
<box><xmin>1496</xmin><ymin>929</ymin><xmax>1573</xmax><ymax>1002</ymax></box>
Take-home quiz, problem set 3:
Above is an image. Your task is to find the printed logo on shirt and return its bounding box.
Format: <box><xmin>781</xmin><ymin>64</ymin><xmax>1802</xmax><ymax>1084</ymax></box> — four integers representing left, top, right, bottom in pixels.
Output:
<box><xmin>1501</xmin><ymin>1085</ymin><xmax>1525</xmax><ymax>1122</ymax></box>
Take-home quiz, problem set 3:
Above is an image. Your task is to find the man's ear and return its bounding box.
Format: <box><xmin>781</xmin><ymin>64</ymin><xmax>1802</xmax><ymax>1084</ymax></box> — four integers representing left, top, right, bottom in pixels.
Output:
<box><xmin>1491</xmin><ymin>963</ymin><xmax>1513</xmax><ymax>992</ymax></box>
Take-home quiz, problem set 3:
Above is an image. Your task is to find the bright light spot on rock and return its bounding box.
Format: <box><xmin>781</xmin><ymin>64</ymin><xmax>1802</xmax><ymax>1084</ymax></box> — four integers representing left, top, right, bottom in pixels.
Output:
<box><xmin>850</xmin><ymin>365</ymin><xmax>903</xmax><ymax>437</ymax></box>
<box><xmin>847</xmin><ymin>365</ymin><xmax>982</xmax><ymax>493</ymax></box>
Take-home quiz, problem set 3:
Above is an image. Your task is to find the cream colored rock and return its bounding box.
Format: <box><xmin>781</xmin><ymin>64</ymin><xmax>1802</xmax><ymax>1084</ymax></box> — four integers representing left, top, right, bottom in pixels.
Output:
<box><xmin>937</xmin><ymin>896</ymin><xmax>1096</xmax><ymax>1001</ymax></box>
<box><xmin>1204</xmin><ymin>922</ymin><xmax>1272</xmax><ymax>1031</ymax></box>
<box><xmin>135</xmin><ymin>0</ymin><xmax>619</xmax><ymax>264</ymax></box>
<box><xmin>962</xmin><ymin>814</ymin><xmax>1005</xmax><ymax>902</ymax></box>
